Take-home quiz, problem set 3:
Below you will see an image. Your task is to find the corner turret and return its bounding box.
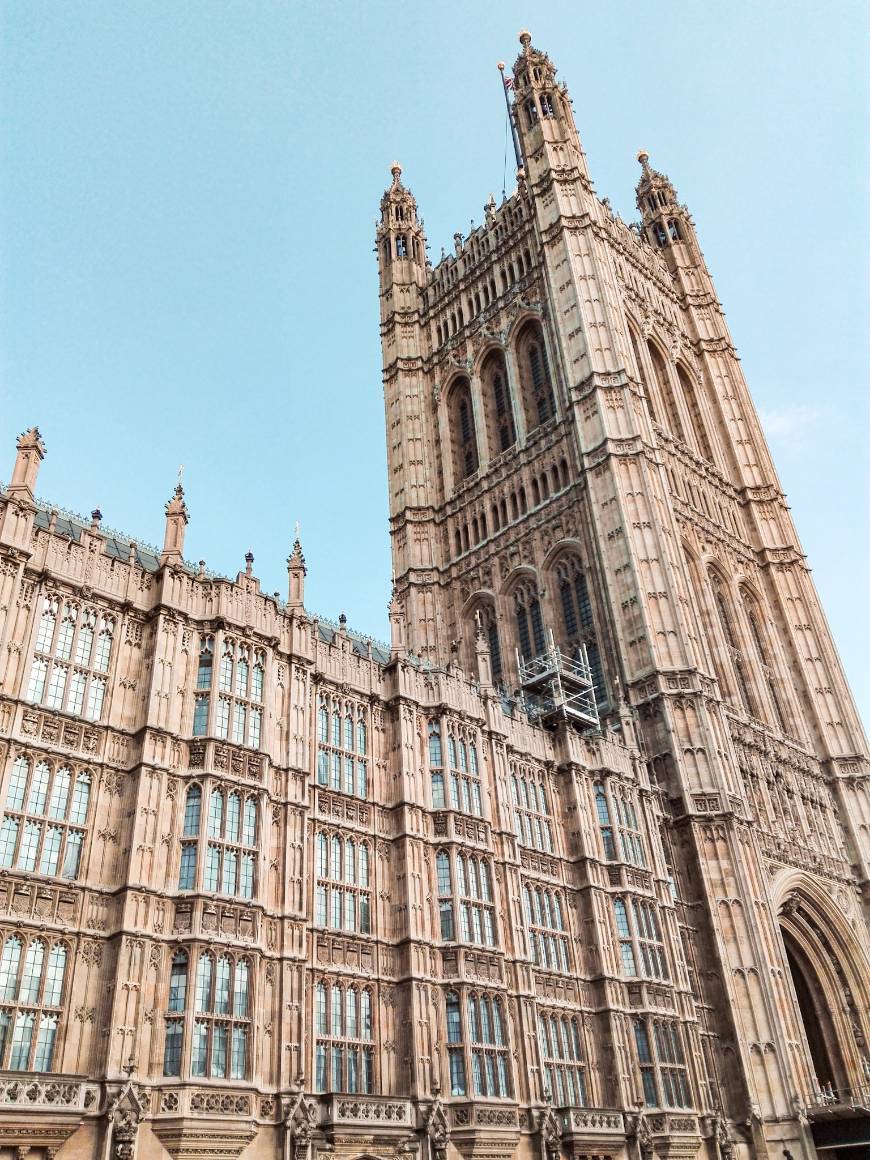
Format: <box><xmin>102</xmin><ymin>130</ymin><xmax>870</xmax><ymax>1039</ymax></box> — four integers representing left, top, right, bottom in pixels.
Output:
<box><xmin>509</xmin><ymin>30</ymin><xmax>590</xmax><ymax>186</ymax></box>
<box><xmin>376</xmin><ymin>162</ymin><xmax>428</xmax><ymax>298</ymax></box>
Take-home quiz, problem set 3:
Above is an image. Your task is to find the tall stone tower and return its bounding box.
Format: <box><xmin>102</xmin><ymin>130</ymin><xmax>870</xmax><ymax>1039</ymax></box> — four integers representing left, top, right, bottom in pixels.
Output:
<box><xmin>378</xmin><ymin>28</ymin><xmax>870</xmax><ymax>1156</ymax></box>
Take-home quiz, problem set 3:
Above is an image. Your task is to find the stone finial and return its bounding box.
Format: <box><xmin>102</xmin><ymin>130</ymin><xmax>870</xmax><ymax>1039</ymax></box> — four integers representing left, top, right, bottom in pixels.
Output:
<box><xmin>6</xmin><ymin>426</ymin><xmax>46</xmax><ymax>498</ymax></box>
<box><xmin>390</xmin><ymin>161</ymin><xmax>402</xmax><ymax>185</ymax></box>
<box><xmin>90</xmin><ymin>509</ymin><xmax>103</xmax><ymax>531</ymax></box>
<box><xmin>286</xmin><ymin>536</ymin><xmax>307</xmax><ymax>609</ymax></box>
<box><xmin>245</xmin><ymin>550</ymin><xmax>254</xmax><ymax>576</ymax></box>
<box><xmin>637</xmin><ymin>149</ymin><xmax>650</xmax><ymax>170</ymax></box>
<box><xmin>159</xmin><ymin>483</ymin><xmax>189</xmax><ymax>566</ymax></box>
<box><xmin>519</xmin><ymin>29</ymin><xmax>532</xmax><ymax>50</ymax></box>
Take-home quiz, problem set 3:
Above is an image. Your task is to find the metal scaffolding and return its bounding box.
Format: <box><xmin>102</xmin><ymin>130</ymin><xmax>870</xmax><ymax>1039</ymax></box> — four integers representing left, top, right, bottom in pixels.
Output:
<box><xmin>516</xmin><ymin>629</ymin><xmax>600</xmax><ymax>730</ymax></box>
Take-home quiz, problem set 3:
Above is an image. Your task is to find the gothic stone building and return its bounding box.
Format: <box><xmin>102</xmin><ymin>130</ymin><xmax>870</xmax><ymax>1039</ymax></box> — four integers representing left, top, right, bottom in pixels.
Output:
<box><xmin>0</xmin><ymin>29</ymin><xmax>868</xmax><ymax>1160</ymax></box>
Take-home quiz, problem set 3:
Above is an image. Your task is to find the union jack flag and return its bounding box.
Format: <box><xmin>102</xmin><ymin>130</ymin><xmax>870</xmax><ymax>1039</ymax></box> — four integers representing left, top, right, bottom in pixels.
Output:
<box><xmin>503</xmin><ymin>75</ymin><xmax>514</xmax><ymax>90</ymax></box>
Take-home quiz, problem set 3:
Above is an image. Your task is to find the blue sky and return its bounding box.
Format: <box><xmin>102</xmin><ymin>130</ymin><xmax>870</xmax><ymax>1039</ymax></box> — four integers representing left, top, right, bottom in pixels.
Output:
<box><xmin>1</xmin><ymin>1</ymin><xmax>867</xmax><ymax>726</ymax></box>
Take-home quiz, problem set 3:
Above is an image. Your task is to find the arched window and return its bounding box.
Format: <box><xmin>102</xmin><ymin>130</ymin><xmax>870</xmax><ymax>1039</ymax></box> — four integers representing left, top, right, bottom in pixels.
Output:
<box><xmin>676</xmin><ymin>364</ymin><xmax>713</xmax><ymax>461</ymax></box>
<box><xmin>741</xmin><ymin>588</ymin><xmax>788</xmax><ymax>732</ymax></box>
<box><xmin>516</xmin><ymin>322</ymin><xmax>556</xmax><ymax>432</ymax></box>
<box><xmin>635</xmin><ymin>1018</ymin><xmax>691</xmax><ymax>1108</ymax></box>
<box><xmin>447</xmin><ymin>377</ymin><xmax>479</xmax><ymax>483</ymax></box>
<box><xmin>647</xmin><ymin>342</ymin><xmax>685</xmax><ymax>442</ymax></box>
<box><xmin>26</xmin><ymin>595</ymin><xmax>112</xmax><ymax>721</ymax></box>
<box><xmin>475</xmin><ymin>603</ymin><xmax>503</xmax><ymax>686</ymax></box>
<box><xmin>555</xmin><ymin>557</ymin><xmax>607</xmax><ymax>708</ymax></box>
<box><xmin>316</xmin><ymin>695</ymin><xmax>368</xmax><ymax>799</ymax></box>
<box><xmin>628</xmin><ymin>324</ymin><xmax>657</xmax><ymax>424</ymax></box>
<box><xmin>447</xmin><ymin>991</ymin><xmax>511</xmax><ymax>1098</ymax></box>
<box><xmin>523</xmin><ymin>882</ymin><xmax>570</xmax><ymax>973</ymax></box>
<box><xmin>314</xmin><ymin>830</ymin><xmax>372</xmax><ymax>934</ymax></box>
<box><xmin>709</xmin><ymin>571</ymin><xmax>755</xmax><ymax>715</ymax></box>
<box><xmin>313</xmin><ymin>980</ymin><xmax>374</xmax><ymax>1094</ymax></box>
<box><xmin>0</xmin><ymin>758</ymin><xmax>89</xmax><ymax>880</ymax></box>
<box><xmin>481</xmin><ymin>351</ymin><xmax>516</xmax><ymax>455</ymax></box>
<box><xmin>0</xmin><ymin>933</ymin><xmax>66</xmax><ymax>1071</ymax></box>
<box><xmin>173</xmin><ymin>953</ymin><xmax>251</xmax><ymax>1080</ymax></box>
<box><xmin>538</xmin><ymin>1011</ymin><xmax>587</xmax><ymax>1106</ymax></box>
<box><xmin>511</xmin><ymin>762</ymin><xmax>554</xmax><ymax>854</ymax></box>
<box><xmin>514</xmin><ymin>580</ymin><xmax>545</xmax><ymax>662</ymax></box>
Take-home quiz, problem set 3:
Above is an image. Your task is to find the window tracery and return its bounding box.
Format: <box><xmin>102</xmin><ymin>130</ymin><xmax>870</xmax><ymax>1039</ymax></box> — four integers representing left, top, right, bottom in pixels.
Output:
<box><xmin>523</xmin><ymin>883</ymin><xmax>570</xmax><ymax>972</ymax></box>
<box><xmin>594</xmin><ymin>782</ymin><xmax>646</xmax><ymax>867</ymax></box>
<box><xmin>317</xmin><ymin>694</ymin><xmax>368</xmax><ymax>799</ymax></box>
<box><xmin>634</xmin><ymin>1018</ymin><xmax>691</xmax><ymax>1108</ymax></box>
<box><xmin>613</xmin><ymin>897</ymin><xmax>669</xmax><ymax>979</ymax></box>
<box><xmin>314</xmin><ymin>981</ymin><xmax>374</xmax><ymax>1093</ymax></box>
<box><xmin>435</xmin><ymin>850</ymin><xmax>496</xmax><ymax>946</ymax></box>
<box><xmin>314</xmin><ymin>830</ymin><xmax>372</xmax><ymax>934</ymax></box>
<box><xmin>163</xmin><ymin>950</ymin><xmax>251</xmax><ymax>1079</ymax></box>
<box><xmin>537</xmin><ymin>1010</ymin><xmax>586</xmax><ymax>1106</ymax></box>
<box><xmin>555</xmin><ymin>555</ymin><xmax>607</xmax><ymax>707</ymax></box>
<box><xmin>481</xmin><ymin>351</ymin><xmax>516</xmax><ymax>456</ymax></box>
<box><xmin>444</xmin><ymin>989</ymin><xmax>511</xmax><ymax>1097</ymax></box>
<box><xmin>513</xmin><ymin>579</ymin><xmax>545</xmax><ymax>662</ymax></box>
<box><xmin>26</xmin><ymin>596</ymin><xmax>114</xmax><ymax>721</ymax></box>
<box><xmin>192</xmin><ymin>634</ymin><xmax>264</xmax><ymax>747</ymax></box>
<box><xmin>428</xmin><ymin>720</ymin><xmax>482</xmax><ymax>815</ymax></box>
<box><xmin>511</xmin><ymin>763</ymin><xmax>554</xmax><ymax>853</ymax></box>
<box><xmin>0</xmin><ymin>933</ymin><xmax>67</xmax><ymax>1071</ymax></box>
<box><xmin>177</xmin><ymin>783</ymin><xmax>257</xmax><ymax>900</ymax></box>
<box><xmin>0</xmin><ymin>755</ymin><xmax>90</xmax><ymax>880</ymax></box>
<box><xmin>447</xmin><ymin>377</ymin><xmax>479</xmax><ymax>482</ymax></box>
<box><xmin>517</xmin><ymin>322</ymin><xmax>556</xmax><ymax>431</ymax></box>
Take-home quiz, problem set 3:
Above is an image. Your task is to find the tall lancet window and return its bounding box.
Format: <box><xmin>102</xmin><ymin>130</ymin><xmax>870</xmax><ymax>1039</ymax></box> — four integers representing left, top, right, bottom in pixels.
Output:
<box><xmin>709</xmin><ymin>571</ymin><xmax>755</xmax><ymax>716</ymax></box>
<box><xmin>448</xmin><ymin>377</ymin><xmax>479</xmax><ymax>483</ymax></box>
<box><xmin>647</xmin><ymin>342</ymin><xmax>685</xmax><ymax>443</ymax></box>
<box><xmin>482</xmin><ymin>351</ymin><xmax>516</xmax><ymax>455</ymax></box>
<box><xmin>517</xmin><ymin>322</ymin><xmax>556</xmax><ymax>431</ymax></box>
<box><xmin>514</xmin><ymin>581</ymin><xmax>545</xmax><ymax>663</ymax></box>
<box><xmin>555</xmin><ymin>556</ymin><xmax>607</xmax><ymax>708</ymax></box>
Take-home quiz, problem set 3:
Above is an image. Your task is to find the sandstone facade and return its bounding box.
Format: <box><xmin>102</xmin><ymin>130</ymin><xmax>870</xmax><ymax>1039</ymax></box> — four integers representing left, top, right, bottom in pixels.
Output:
<box><xmin>0</xmin><ymin>29</ymin><xmax>867</xmax><ymax>1160</ymax></box>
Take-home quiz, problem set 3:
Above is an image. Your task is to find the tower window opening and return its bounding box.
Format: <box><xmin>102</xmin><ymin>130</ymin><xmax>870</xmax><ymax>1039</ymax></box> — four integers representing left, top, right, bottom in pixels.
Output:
<box><xmin>525</xmin><ymin>99</ymin><xmax>538</xmax><ymax>126</ymax></box>
<box><xmin>668</xmin><ymin>219</ymin><xmax>681</xmax><ymax>241</ymax></box>
<box><xmin>532</xmin><ymin>479</ymin><xmax>541</xmax><ymax>506</ymax></box>
<box><xmin>396</xmin><ymin>235</ymin><xmax>408</xmax><ymax>258</ymax></box>
<box><xmin>653</xmin><ymin>223</ymin><xmax>668</xmax><ymax>247</ymax></box>
<box><xmin>455</xmin><ymin>530</ymin><xmax>462</xmax><ymax>557</ymax></box>
<box><xmin>658</xmin><ymin>191</ymin><xmax>667</xmax><ymax>207</ymax></box>
<box><xmin>540</xmin><ymin>92</ymin><xmax>555</xmax><ymax>117</ymax></box>
<box><xmin>510</xmin><ymin>493</ymin><xmax>519</xmax><ymax>520</ymax></box>
<box><xmin>395</xmin><ymin>206</ymin><xmax>404</xmax><ymax>221</ymax></box>
<box><xmin>472</xmin><ymin>518</ymin><xmax>479</xmax><ymax>544</ymax></box>
<box><xmin>480</xmin><ymin>512</ymin><xmax>487</xmax><ymax>539</ymax></box>
<box><xmin>462</xmin><ymin>525</ymin><xmax>469</xmax><ymax>552</ymax></box>
<box><xmin>540</xmin><ymin>473</ymin><xmax>550</xmax><ymax>500</ymax></box>
<box><xmin>501</xmin><ymin>498</ymin><xmax>509</xmax><ymax>526</ymax></box>
<box><xmin>514</xmin><ymin>583</ymin><xmax>546</xmax><ymax>662</ymax></box>
<box><xmin>519</xmin><ymin>487</ymin><xmax>527</xmax><ymax>514</ymax></box>
<box><xmin>491</xmin><ymin>504</ymin><xmax>500</xmax><ymax>532</ymax></box>
<box><xmin>647</xmin><ymin>196</ymin><xmax>656</xmax><ymax>212</ymax></box>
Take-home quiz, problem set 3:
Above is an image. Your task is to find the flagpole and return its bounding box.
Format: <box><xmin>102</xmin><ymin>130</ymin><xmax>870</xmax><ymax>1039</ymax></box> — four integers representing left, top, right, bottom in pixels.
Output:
<box><xmin>497</xmin><ymin>62</ymin><xmax>523</xmax><ymax>172</ymax></box>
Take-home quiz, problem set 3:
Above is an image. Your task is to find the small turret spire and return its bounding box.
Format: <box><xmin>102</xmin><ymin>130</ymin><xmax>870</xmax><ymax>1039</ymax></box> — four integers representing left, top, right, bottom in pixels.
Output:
<box><xmin>6</xmin><ymin>427</ymin><xmax>45</xmax><ymax>499</ymax></box>
<box><xmin>159</xmin><ymin>482</ymin><xmax>189</xmax><ymax>566</ymax></box>
<box><xmin>286</xmin><ymin>534</ymin><xmax>306</xmax><ymax>609</ymax></box>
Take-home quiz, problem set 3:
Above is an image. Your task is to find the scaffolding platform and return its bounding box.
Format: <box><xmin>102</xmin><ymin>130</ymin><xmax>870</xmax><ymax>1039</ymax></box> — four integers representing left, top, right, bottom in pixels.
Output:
<box><xmin>517</xmin><ymin>630</ymin><xmax>600</xmax><ymax>729</ymax></box>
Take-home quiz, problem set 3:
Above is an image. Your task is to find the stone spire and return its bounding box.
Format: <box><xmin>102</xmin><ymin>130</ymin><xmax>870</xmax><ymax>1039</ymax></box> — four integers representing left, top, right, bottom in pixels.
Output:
<box><xmin>6</xmin><ymin>427</ymin><xmax>46</xmax><ymax>499</ymax></box>
<box><xmin>159</xmin><ymin>483</ymin><xmax>189</xmax><ymax>566</ymax></box>
<box><xmin>286</xmin><ymin>536</ymin><xmax>306</xmax><ymax>609</ymax></box>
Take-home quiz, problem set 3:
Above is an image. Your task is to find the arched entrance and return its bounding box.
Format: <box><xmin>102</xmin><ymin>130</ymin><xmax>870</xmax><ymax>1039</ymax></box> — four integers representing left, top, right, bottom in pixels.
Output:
<box><xmin>781</xmin><ymin>925</ymin><xmax>842</xmax><ymax>1092</ymax></box>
